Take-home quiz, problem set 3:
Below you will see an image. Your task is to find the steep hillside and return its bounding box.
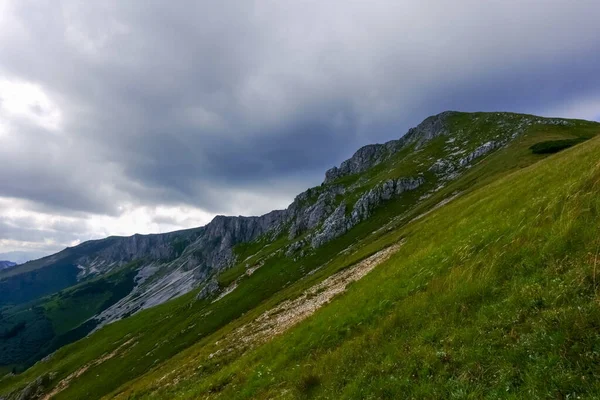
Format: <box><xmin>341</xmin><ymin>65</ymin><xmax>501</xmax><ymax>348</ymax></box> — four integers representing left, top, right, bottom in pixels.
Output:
<box><xmin>0</xmin><ymin>229</ymin><xmax>204</xmax><ymax>306</ymax></box>
<box><xmin>0</xmin><ymin>252</ymin><xmax>53</xmax><ymax>266</ymax></box>
<box><xmin>122</xmin><ymin>125</ymin><xmax>600</xmax><ymax>399</ymax></box>
<box><xmin>92</xmin><ymin>110</ymin><xmax>599</xmax><ymax>329</ymax></box>
<box><xmin>0</xmin><ymin>111</ymin><xmax>598</xmax><ymax>399</ymax></box>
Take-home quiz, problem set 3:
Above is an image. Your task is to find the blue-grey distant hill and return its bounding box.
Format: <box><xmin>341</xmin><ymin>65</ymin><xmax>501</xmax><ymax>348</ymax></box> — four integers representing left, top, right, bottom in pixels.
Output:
<box><xmin>0</xmin><ymin>260</ymin><xmax>16</xmax><ymax>270</ymax></box>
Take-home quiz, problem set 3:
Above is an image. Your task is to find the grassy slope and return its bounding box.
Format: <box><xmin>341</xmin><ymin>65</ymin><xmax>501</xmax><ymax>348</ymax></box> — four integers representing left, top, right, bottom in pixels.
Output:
<box><xmin>0</xmin><ymin>264</ymin><xmax>138</xmax><ymax>373</ymax></box>
<box><xmin>106</xmin><ymin>119</ymin><xmax>598</xmax><ymax>398</ymax></box>
<box><xmin>124</xmin><ymin>131</ymin><xmax>600</xmax><ymax>399</ymax></box>
<box><xmin>43</xmin><ymin>264</ymin><xmax>138</xmax><ymax>336</ymax></box>
<box><xmin>0</xmin><ymin>113</ymin><xmax>597</xmax><ymax>399</ymax></box>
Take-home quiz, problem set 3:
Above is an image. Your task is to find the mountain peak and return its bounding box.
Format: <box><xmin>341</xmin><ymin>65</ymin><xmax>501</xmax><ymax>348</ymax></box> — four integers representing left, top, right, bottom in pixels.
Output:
<box><xmin>324</xmin><ymin>110</ymin><xmax>456</xmax><ymax>184</ymax></box>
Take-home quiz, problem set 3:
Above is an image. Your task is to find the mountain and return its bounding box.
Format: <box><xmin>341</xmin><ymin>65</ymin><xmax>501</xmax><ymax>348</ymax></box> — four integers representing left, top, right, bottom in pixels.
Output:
<box><xmin>0</xmin><ymin>252</ymin><xmax>48</xmax><ymax>265</ymax></box>
<box><xmin>0</xmin><ymin>261</ymin><xmax>16</xmax><ymax>271</ymax></box>
<box><xmin>1</xmin><ymin>112</ymin><xmax>460</xmax><ymax>316</ymax></box>
<box><xmin>1</xmin><ymin>111</ymin><xmax>600</xmax><ymax>399</ymax></box>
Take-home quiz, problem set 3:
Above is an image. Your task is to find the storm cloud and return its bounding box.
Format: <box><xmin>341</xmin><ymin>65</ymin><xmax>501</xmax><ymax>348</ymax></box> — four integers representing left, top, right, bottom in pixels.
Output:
<box><xmin>1</xmin><ymin>0</ymin><xmax>599</xmax><ymax>255</ymax></box>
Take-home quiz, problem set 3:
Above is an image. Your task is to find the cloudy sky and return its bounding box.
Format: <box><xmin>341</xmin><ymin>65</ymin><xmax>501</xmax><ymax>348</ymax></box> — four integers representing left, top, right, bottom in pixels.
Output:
<box><xmin>0</xmin><ymin>0</ymin><xmax>599</xmax><ymax>258</ymax></box>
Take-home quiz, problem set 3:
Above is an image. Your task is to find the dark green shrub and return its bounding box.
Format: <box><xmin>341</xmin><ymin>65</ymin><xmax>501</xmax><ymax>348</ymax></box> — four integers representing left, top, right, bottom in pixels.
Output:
<box><xmin>529</xmin><ymin>138</ymin><xmax>588</xmax><ymax>154</ymax></box>
<box><xmin>297</xmin><ymin>373</ymin><xmax>321</xmax><ymax>394</ymax></box>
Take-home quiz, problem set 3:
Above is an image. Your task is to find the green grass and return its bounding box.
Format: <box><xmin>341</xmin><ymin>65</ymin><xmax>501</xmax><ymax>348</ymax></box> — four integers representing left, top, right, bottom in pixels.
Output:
<box><xmin>325</xmin><ymin>112</ymin><xmax>597</xmax><ymax>209</ymax></box>
<box><xmin>106</xmin><ymin>120</ymin><xmax>599</xmax><ymax>398</ymax></box>
<box><xmin>0</xmin><ymin>305</ymin><xmax>53</xmax><ymax>370</ymax></box>
<box><xmin>43</xmin><ymin>264</ymin><xmax>138</xmax><ymax>335</ymax></box>
<box><xmin>218</xmin><ymin>235</ymin><xmax>292</xmax><ymax>287</ymax></box>
<box><xmin>1</xmin><ymin>112</ymin><xmax>598</xmax><ymax>399</ymax></box>
<box><xmin>127</xmin><ymin>134</ymin><xmax>600</xmax><ymax>399</ymax></box>
<box><xmin>0</xmin><ymin>263</ymin><xmax>138</xmax><ymax>373</ymax></box>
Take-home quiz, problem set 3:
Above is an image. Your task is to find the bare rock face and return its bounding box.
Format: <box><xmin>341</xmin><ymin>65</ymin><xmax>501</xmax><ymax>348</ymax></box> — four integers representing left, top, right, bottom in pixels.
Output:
<box><xmin>311</xmin><ymin>203</ymin><xmax>348</xmax><ymax>248</ymax></box>
<box><xmin>324</xmin><ymin>111</ymin><xmax>456</xmax><ymax>184</ymax></box>
<box><xmin>311</xmin><ymin>176</ymin><xmax>425</xmax><ymax>248</ymax></box>
<box><xmin>73</xmin><ymin>231</ymin><xmax>196</xmax><ymax>278</ymax></box>
<box><xmin>9</xmin><ymin>110</ymin><xmax>534</xmax><ymax>329</ymax></box>
<box><xmin>287</xmin><ymin>185</ymin><xmax>345</xmax><ymax>239</ymax></box>
<box><xmin>349</xmin><ymin>177</ymin><xmax>425</xmax><ymax>226</ymax></box>
<box><xmin>196</xmin><ymin>278</ymin><xmax>220</xmax><ymax>301</ymax></box>
<box><xmin>92</xmin><ymin>110</ymin><xmax>445</xmax><ymax>320</ymax></box>
<box><xmin>324</xmin><ymin>144</ymin><xmax>389</xmax><ymax>183</ymax></box>
<box><xmin>13</xmin><ymin>373</ymin><xmax>53</xmax><ymax>400</ymax></box>
<box><xmin>191</xmin><ymin>210</ymin><xmax>289</xmax><ymax>272</ymax></box>
<box><xmin>396</xmin><ymin>177</ymin><xmax>425</xmax><ymax>194</ymax></box>
<box><xmin>429</xmin><ymin>159</ymin><xmax>455</xmax><ymax>175</ymax></box>
<box><xmin>458</xmin><ymin>141</ymin><xmax>499</xmax><ymax>167</ymax></box>
<box><xmin>402</xmin><ymin>111</ymin><xmax>455</xmax><ymax>148</ymax></box>
<box><xmin>288</xmin><ymin>192</ymin><xmax>333</xmax><ymax>239</ymax></box>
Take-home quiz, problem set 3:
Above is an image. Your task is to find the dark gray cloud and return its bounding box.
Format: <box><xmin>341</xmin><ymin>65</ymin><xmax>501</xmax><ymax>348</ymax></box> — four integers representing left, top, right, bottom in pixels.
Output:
<box><xmin>0</xmin><ymin>216</ymin><xmax>84</xmax><ymax>244</ymax></box>
<box><xmin>0</xmin><ymin>0</ymin><xmax>599</xmax><ymax>253</ymax></box>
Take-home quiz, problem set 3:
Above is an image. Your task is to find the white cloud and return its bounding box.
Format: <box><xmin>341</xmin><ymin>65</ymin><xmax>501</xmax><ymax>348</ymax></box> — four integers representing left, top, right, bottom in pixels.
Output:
<box><xmin>0</xmin><ymin>79</ymin><xmax>62</xmax><ymax>133</ymax></box>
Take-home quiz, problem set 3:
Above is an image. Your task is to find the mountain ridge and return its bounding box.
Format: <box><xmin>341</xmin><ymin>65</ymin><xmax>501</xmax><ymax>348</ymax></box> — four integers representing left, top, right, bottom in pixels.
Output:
<box><xmin>1</xmin><ymin>111</ymin><xmax>598</xmax><ymax>388</ymax></box>
<box><xmin>0</xmin><ymin>261</ymin><xmax>16</xmax><ymax>271</ymax></box>
<box><xmin>1</xmin><ymin>110</ymin><xmax>599</xmax><ymax>399</ymax></box>
<box><xmin>0</xmin><ymin>111</ymin><xmax>589</xmax><ymax>314</ymax></box>
<box><xmin>0</xmin><ymin>110</ymin><xmax>457</xmax><ymax>306</ymax></box>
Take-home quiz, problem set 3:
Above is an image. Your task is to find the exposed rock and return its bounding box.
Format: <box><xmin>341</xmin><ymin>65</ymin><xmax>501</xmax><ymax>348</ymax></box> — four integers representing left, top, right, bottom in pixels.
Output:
<box><xmin>350</xmin><ymin>177</ymin><xmax>425</xmax><ymax>226</ymax></box>
<box><xmin>396</xmin><ymin>177</ymin><xmax>426</xmax><ymax>195</ymax></box>
<box><xmin>404</xmin><ymin>111</ymin><xmax>455</xmax><ymax>148</ymax></box>
<box><xmin>15</xmin><ymin>373</ymin><xmax>52</xmax><ymax>400</ymax></box>
<box><xmin>458</xmin><ymin>141</ymin><xmax>500</xmax><ymax>167</ymax></box>
<box><xmin>324</xmin><ymin>111</ymin><xmax>456</xmax><ymax>184</ymax></box>
<box><xmin>429</xmin><ymin>159</ymin><xmax>455</xmax><ymax>175</ymax></box>
<box><xmin>312</xmin><ymin>176</ymin><xmax>425</xmax><ymax>248</ymax></box>
<box><xmin>311</xmin><ymin>203</ymin><xmax>348</xmax><ymax>248</ymax></box>
<box><xmin>284</xmin><ymin>240</ymin><xmax>304</xmax><ymax>257</ymax></box>
<box><xmin>191</xmin><ymin>210</ymin><xmax>288</xmax><ymax>272</ymax></box>
<box><xmin>4</xmin><ymin>111</ymin><xmax>547</xmax><ymax>331</ymax></box>
<box><xmin>7</xmin><ymin>227</ymin><xmax>205</xmax><ymax>285</ymax></box>
<box><xmin>288</xmin><ymin>194</ymin><xmax>332</xmax><ymax>239</ymax></box>
<box><xmin>287</xmin><ymin>185</ymin><xmax>345</xmax><ymax>239</ymax></box>
<box><xmin>430</xmin><ymin>140</ymin><xmax>502</xmax><ymax>179</ymax></box>
<box><xmin>196</xmin><ymin>278</ymin><xmax>220</xmax><ymax>301</ymax></box>
<box><xmin>324</xmin><ymin>144</ymin><xmax>389</xmax><ymax>183</ymax></box>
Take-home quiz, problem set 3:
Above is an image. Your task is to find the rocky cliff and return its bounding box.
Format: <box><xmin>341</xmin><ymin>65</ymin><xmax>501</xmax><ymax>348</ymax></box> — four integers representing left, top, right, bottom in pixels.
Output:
<box><xmin>4</xmin><ymin>111</ymin><xmax>572</xmax><ymax>327</ymax></box>
<box><xmin>324</xmin><ymin>111</ymin><xmax>455</xmax><ymax>183</ymax></box>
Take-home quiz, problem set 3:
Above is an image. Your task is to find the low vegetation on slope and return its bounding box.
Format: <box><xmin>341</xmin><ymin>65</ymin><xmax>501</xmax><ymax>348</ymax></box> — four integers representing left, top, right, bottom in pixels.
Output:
<box><xmin>0</xmin><ymin>264</ymin><xmax>138</xmax><ymax>374</ymax></box>
<box><xmin>0</xmin><ymin>112</ymin><xmax>598</xmax><ymax>399</ymax></box>
<box><xmin>119</xmin><ymin>131</ymin><xmax>600</xmax><ymax>399</ymax></box>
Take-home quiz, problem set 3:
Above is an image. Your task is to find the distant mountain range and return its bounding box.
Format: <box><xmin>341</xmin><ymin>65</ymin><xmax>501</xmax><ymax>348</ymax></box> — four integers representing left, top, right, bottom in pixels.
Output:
<box><xmin>0</xmin><ymin>251</ymin><xmax>49</xmax><ymax>265</ymax></box>
<box><xmin>0</xmin><ymin>260</ymin><xmax>16</xmax><ymax>270</ymax></box>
